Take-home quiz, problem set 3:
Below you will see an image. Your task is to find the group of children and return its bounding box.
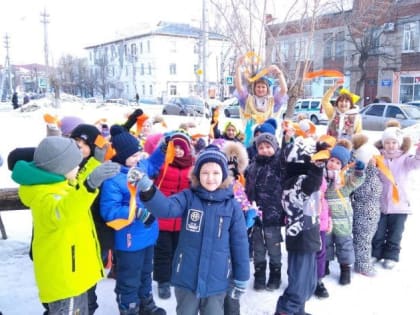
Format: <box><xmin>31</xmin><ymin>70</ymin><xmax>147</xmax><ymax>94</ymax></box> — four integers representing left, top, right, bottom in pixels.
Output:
<box><xmin>7</xmin><ymin>57</ymin><xmax>420</xmax><ymax>315</ymax></box>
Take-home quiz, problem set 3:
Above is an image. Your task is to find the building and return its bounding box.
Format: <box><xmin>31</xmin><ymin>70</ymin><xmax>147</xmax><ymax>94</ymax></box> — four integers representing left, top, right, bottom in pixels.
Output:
<box><xmin>266</xmin><ymin>0</ymin><xmax>420</xmax><ymax>105</ymax></box>
<box><xmin>85</xmin><ymin>21</ymin><xmax>231</xmax><ymax>102</ymax></box>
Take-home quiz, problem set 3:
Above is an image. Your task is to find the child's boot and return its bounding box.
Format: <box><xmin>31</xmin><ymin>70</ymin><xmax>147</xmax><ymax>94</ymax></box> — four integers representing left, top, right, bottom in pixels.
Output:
<box><xmin>139</xmin><ymin>295</ymin><xmax>166</xmax><ymax>315</ymax></box>
<box><xmin>339</xmin><ymin>264</ymin><xmax>351</xmax><ymax>285</ymax></box>
<box><xmin>266</xmin><ymin>263</ymin><xmax>281</xmax><ymax>291</ymax></box>
<box><xmin>314</xmin><ymin>280</ymin><xmax>329</xmax><ymax>298</ymax></box>
<box><xmin>253</xmin><ymin>261</ymin><xmax>266</xmax><ymax>291</ymax></box>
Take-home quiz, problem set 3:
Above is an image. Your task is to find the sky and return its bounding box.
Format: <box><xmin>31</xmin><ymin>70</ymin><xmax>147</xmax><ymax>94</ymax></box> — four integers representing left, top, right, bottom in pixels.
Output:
<box><xmin>0</xmin><ymin>97</ymin><xmax>420</xmax><ymax>314</ymax></box>
<box><xmin>0</xmin><ymin>0</ymin><xmax>202</xmax><ymax>65</ymax></box>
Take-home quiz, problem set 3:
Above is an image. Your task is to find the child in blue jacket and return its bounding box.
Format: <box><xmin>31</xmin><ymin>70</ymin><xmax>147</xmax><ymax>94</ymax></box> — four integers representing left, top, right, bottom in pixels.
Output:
<box><xmin>100</xmin><ymin>125</ymin><xmax>166</xmax><ymax>315</ymax></box>
<box><xmin>135</xmin><ymin>145</ymin><xmax>250</xmax><ymax>315</ymax></box>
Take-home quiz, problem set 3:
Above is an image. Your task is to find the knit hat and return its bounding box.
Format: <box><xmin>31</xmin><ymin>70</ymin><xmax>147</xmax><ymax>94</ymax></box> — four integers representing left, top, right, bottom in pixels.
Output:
<box><xmin>34</xmin><ymin>136</ymin><xmax>82</xmax><ymax>175</ymax></box>
<box><xmin>193</xmin><ymin>145</ymin><xmax>228</xmax><ymax>181</ymax></box>
<box><xmin>171</xmin><ymin>131</ymin><xmax>192</xmax><ymax>156</ymax></box>
<box><xmin>60</xmin><ymin>116</ymin><xmax>85</xmax><ymax>137</ymax></box>
<box><xmin>382</xmin><ymin>126</ymin><xmax>403</xmax><ymax>147</ymax></box>
<box><xmin>255</xmin><ymin>132</ymin><xmax>279</xmax><ymax>151</ymax></box>
<box><xmin>330</xmin><ymin>145</ymin><xmax>351</xmax><ymax>167</ymax></box>
<box><xmin>352</xmin><ymin>133</ymin><xmax>380</xmax><ymax>165</ymax></box>
<box><xmin>110</xmin><ymin>125</ymin><xmax>141</xmax><ymax>165</ymax></box>
<box><xmin>254</xmin><ymin>118</ymin><xmax>277</xmax><ymax>136</ymax></box>
<box><xmin>144</xmin><ymin>133</ymin><xmax>163</xmax><ymax>154</ymax></box>
<box><xmin>70</xmin><ymin>124</ymin><xmax>101</xmax><ymax>153</ymax></box>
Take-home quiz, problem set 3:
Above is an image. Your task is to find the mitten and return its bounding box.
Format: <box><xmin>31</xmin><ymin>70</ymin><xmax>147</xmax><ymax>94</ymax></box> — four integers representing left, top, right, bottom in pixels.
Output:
<box><xmin>93</xmin><ymin>144</ymin><xmax>108</xmax><ymax>162</ymax></box>
<box><xmin>136</xmin><ymin>208</ymin><xmax>156</xmax><ymax>226</ymax></box>
<box><xmin>127</xmin><ymin>168</ymin><xmax>153</xmax><ymax>192</ymax></box>
<box><xmin>86</xmin><ymin>161</ymin><xmax>120</xmax><ymax>189</ymax></box>
<box><xmin>245</xmin><ymin>208</ymin><xmax>257</xmax><ymax>229</ymax></box>
<box><xmin>355</xmin><ymin>160</ymin><xmax>365</xmax><ymax>171</ymax></box>
<box><xmin>122</xmin><ymin>108</ymin><xmax>144</xmax><ymax>131</ymax></box>
<box><xmin>229</xmin><ymin>280</ymin><xmax>247</xmax><ymax>300</ymax></box>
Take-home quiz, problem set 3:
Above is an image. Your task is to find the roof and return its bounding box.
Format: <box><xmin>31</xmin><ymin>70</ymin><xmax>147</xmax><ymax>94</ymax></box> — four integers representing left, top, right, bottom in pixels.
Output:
<box><xmin>85</xmin><ymin>21</ymin><xmax>225</xmax><ymax>49</ymax></box>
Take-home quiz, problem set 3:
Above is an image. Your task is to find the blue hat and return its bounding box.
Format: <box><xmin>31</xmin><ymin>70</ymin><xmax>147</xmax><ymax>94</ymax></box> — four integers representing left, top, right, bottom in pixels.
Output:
<box><xmin>110</xmin><ymin>125</ymin><xmax>141</xmax><ymax>165</ymax></box>
<box><xmin>193</xmin><ymin>145</ymin><xmax>228</xmax><ymax>181</ymax></box>
<box><xmin>330</xmin><ymin>145</ymin><xmax>351</xmax><ymax>168</ymax></box>
<box><xmin>254</xmin><ymin>118</ymin><xmax>277</xmax><ymax>136</ymax></box>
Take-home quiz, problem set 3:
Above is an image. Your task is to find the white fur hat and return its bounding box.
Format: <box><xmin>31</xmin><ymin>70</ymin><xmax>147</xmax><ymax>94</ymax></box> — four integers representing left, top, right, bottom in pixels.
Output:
<box><xmin>382</xmin><ymin>127</ymin><xmax>403</xmax><ymax>147</ymax></box>
<box><xmin>353</xmin><ymin>142</ymin><xmax>380</xmax><ymax>165</ymax></box>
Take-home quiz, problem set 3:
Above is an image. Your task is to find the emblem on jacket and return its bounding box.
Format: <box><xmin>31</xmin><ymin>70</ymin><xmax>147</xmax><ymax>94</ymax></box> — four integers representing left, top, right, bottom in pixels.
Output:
<box><xmin>186</xmin><ymin>209</ymin><xmax>203</xmax><ymax>232</ymax></box>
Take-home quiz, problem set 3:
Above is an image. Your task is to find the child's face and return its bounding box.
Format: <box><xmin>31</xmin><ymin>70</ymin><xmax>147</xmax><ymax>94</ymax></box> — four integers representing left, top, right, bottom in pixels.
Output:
<box><xmin>174</xmin><ymin>145</ymin><xmax>185</xmax><ymax>158</ymax></box>
<box><xmin>327</xmin><ymin>157</ymin><xmax>342</xmax><ymax>171</ymax></box>
<box><xmin>142</xmin><ymin>121</ymin><xmax>153</xmax><ymax>136</ymax></box>
<box><xmin>199</xmin><ymin>162</ymin><xmax>223</xmax><ymax>191</ymax></box>
<box><xmin>75</xmin><ymin>139</ymin><xmax>91</xmax><ymax>158</ymax></box>
<box><xmin>254</xmin><ymin>82</ymin><xmax>268</xmax><ymax>97</ymax></box>
<box><xmin>65</xmin><ymin>166</ymin><xmax>79</xmax><ymax>180</ymax></box>
<box><xmin>225</xmin><ymin>126</ymin><xmax>237</xmax><ymax>139</ymax></box>
<box><xmin>257</xmin><ymin>142</ymin><xmax>275</xmax><ymax>157</ymax></box>
<box><xmin>383</xmin><ymin>138</ymin><xmax>399</xmax><ymax>153</ymax></box>
<box><xmin>125</xmin><ymin>151</ymin><xmax>145</xmax><ymax>167</ymax></box>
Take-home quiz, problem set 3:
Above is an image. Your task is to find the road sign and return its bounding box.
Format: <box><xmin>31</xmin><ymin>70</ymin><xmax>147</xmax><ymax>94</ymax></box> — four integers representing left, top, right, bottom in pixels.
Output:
<box><xmin>225</xmin><ymin>76</ymin><xmax>233</xmax><ymax>86</ymax></box>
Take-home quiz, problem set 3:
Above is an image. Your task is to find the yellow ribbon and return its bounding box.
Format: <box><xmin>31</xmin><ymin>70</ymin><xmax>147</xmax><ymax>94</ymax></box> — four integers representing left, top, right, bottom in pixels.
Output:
<box><xmin>375</xmin><ymin>155</ymin><xmax>400</xmax><ymax>204</ymax></box>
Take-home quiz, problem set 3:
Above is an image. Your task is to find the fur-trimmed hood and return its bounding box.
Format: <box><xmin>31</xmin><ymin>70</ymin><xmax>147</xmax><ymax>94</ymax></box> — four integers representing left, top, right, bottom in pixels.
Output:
<box><xmin>222</xmin><ymin>141</ymin><xmax>249</xmax><ymax>174</ymax></box>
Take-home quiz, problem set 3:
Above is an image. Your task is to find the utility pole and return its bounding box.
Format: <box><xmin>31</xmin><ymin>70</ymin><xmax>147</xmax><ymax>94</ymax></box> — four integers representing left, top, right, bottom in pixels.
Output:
<box><xmin>40</xmin><ymin>8</ymin><xmax>50</xmax><ymax>92</ymax></box>
<box><xmin>201</xmin><ymin>0</ymin><xmax>208</xmax><ymax>100</ymax></box>
<box><xmin>1</xmin><ymin>33</ymin><xmax>13</xmax><ymax>101</ymax></box>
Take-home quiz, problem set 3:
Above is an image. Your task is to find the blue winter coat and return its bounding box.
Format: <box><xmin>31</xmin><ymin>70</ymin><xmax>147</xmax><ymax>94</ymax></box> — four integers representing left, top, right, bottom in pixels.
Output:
<box><xmin>142</xmin><ymin>185</ymin><xmax>250</xmax><ymax>298</ymax></box>
<box><xmin>100</xmin><ymin>148</ymin><xmax>164</xmax><ymax>251</ymax></box>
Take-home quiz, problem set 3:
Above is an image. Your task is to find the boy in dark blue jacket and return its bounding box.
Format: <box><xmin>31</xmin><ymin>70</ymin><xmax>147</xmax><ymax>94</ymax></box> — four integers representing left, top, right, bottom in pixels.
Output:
<box><xmin>135</xmin><ymin>145</ymin><xmax>250</xmax><ymax>315</ymax></box>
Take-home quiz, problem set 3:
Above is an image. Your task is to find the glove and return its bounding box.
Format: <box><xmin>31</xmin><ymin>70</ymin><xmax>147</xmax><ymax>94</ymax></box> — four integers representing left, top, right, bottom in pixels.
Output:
<box><xmin>136</xmin><ymin>208</ymin><xmax>156</xmax><ymax>226</ymax></box>
<box><xmin>229</xmin><ymin>280</ymin><xmax>247</xmax><ymax>300</ymax></box>
<box><xmin>355</xmin><ymin>160</ymin><xmax>365</xmax><ymax>171</ymax></box>
<box><xmin>245</xmin><ymin>208</ymin><xmax>257</xmax><ymax>229</ymax></box>
<box><xmin>86</xmin><ymin>161</ymin><xmax>120</xmax><ymax>189</ymax></box>
<box><xmin>93</xmin><ymin>143</ymin><xmax>109</xmax><ymax>162</ymax></box>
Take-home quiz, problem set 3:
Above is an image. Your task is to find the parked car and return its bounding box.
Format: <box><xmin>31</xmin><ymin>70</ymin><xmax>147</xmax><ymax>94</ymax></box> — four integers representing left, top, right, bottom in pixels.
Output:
<box><xmin>405</xmin><ymin>100</ymin><xmax>420</xmax><ymax>108</ymax></box>
<box><xmin>162</xmin><ymin>96</ymin><xmax>209</xmax><ymax>118</ymax></box>
<box><xmin>222</xmin><ymin>97</ymin><xmax>240</xmax><ymax>118</ymax></box>
<box><xmin>359</xmin><ymin>103</ymin><xmax>420</xmax><ymax>130</ymax></box>
<box><xmin>285</xmin><ymin>98</ymin><xmax>332</xmax><ymax>124</ymax></box>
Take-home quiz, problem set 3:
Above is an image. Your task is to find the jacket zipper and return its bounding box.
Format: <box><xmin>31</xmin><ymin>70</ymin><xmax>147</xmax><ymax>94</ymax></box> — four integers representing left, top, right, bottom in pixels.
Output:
<box><xmin>176</xmin><ymin>253</ymin><xmax>183</xmax><ymax>273</ymax></box>
<box><xmin>218</xmin><ymin>217</ymin><xmax>223</xmax><ymax>238</ymax></box>
<box><xmin>71</xmin><ymin>245</ymin><xmax>76</xmax><ymax>272</ymax></box>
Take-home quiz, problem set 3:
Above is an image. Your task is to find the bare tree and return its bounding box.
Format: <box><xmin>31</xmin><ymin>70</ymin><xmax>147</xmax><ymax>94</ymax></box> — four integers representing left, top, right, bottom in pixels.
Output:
<box><xmin>334</xmin><ymin>0</ymin><xmax>395</xmax><ymax>96</ymax></box>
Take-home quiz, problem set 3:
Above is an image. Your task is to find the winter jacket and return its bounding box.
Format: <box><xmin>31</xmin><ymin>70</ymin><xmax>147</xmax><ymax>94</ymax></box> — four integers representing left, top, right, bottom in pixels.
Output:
<box><xmin>141</xmin><ymin>184</ymin><xmax>250</xmax><ymax>298</ymax></box>
<box><xmin>12</xmin><ymin>158</ymin><xmax>103</xmax><ymax>303</ymax></box>
<box><xmin>100</xmin><ymin>147</ymin><xmax>165</xmax><ymax>251</ymax></box>
<box><xmin>154</xmin><ymin>162</ymin><xmax>192</xmax><ymax>231</ymax></box>
<box><xmin>379</xmin><ymin>149</ymin><xmax>420</xmax><ymax>214</ymax></box>
<box><xmin>281</xmin><ymin>163</ymin><xmax>323</xmax><ymax>252</ymax></box>
<box><xmin>245</xmin><ymin>150</ymin><xmax>284</xmax><ymax>226</ymax></box>
<box><xmin>325</xmin><ymin>168</ymin><xmax>365</xmax><ymax>237</ymax></box>
<box><xmin>319</xmin><ymin>177</ymin><xmax>330</xmax><ymax>232</ymax></box>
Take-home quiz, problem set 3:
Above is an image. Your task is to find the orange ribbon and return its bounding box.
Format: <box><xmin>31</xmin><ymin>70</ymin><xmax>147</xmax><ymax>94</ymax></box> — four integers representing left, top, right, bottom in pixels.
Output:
<box><xmin>106</xmin><ymin>181</ymin><xmax>138</xmax><ymax>230</ymax></box>
<box><xmin>304</xmin><ymin>69</ymin><xmax>344</xmax><ymax>80</ymax></box>
<box><xmin>375</xmin><ymin>155</ymin><xmax>400</xmax><ymax>204</ymax></box>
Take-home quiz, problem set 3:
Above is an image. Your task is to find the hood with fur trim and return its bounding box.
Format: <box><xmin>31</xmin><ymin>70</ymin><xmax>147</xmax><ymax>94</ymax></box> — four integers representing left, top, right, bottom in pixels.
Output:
<box><xmin>222</xmin><ymin>141</ymin><xmax>249</xmax><ymax>174</ymax></box>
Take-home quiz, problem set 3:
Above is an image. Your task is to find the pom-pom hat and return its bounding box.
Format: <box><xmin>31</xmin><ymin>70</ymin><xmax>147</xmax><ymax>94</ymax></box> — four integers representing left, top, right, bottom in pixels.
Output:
<box><xmin>34</xmin><ymin>136</ymin><xmax>82</xmax><ymax>175</ymax></box>
<box><xmin>110</xmin><ymin>125</ymin><xmax>141</xmax><ymax>165</ymax></box>
<box><xmin>193</xmin><ymin>145</ymin><xmax>229</xmax><ymax>181</ymax></box>
<box><xmin>382</xmin><ymin>126</ymin><xmax>403</xmax><ymax>147</ymax></box>
<box><xmin>254</xmin><ymin>118</ymin><xmax>277</xmax><ymax>136</ymax></box>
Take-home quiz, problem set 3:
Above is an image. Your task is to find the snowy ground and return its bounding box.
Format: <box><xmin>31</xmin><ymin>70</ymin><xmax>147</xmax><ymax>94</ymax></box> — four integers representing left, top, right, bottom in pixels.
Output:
<box><xmin>0</xmin><ymin>97</ymin><xmax>419</xmax><ymax>315</ymax></box>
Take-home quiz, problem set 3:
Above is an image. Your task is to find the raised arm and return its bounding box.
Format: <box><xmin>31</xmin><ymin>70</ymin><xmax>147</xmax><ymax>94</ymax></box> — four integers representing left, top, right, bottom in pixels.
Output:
<box><xmin>321</xmin><ymin>79</ymin><xmax>344</xmax><ymax>119</ymax></box>
<box><xmin>234</xmin><ymin>55</ymin><xmax>246</xmax><ymax>95</ymax></box>
<box><xmin>268</xmin><ymin>65</ymin><xmax>287</xmax><ymax>97</ymax></box>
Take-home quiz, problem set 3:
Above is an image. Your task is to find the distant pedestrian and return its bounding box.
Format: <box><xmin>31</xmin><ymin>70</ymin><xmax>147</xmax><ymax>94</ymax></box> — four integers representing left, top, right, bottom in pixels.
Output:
<box><xmin>136</xmin><ymin>93</ymin><xmax>140</xmax><ymax>104</ymax></box>
<box><xmin>12</xmin><ymin>92</ymin><xmax>19</xmax><ymax>109</ymax></box>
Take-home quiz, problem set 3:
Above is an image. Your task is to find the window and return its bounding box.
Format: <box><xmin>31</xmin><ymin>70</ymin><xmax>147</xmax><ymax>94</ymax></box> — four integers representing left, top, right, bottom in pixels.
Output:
<box><xmin>335</xmin><ymin>32</ymin><xmax>345</xmax><ymax>57</ymax></box>
<box><xmin>403</xmin><ymin>22</ymin><xmax>418</xmax><ymax>52</ymax></box>
<box><xmin>124</xmin><ymin>44</ymin><xmax>128</xmax><ymax>57</ymax></box>
<box><xmin>147</xmin><ymin>40</ymin><xmax>151</xmax><ymax>53</ymax></box>
<box><xmin>139</xmin><ymin>42</ymin><xmax>143</xmax><ymax>54</ymax></box>
<box><xmin>140</xmin><ymin>64</ymin><xmax>144</xmax><ymax>75</ymax></box>
<box><xmin>385</xmin><ymin>106</ymin><xmax>404</xmax><ymax>119</ymax></box>
<box><xmin>170</xmin><ymin>85</ymin><xmax>177</xmax><ymax>95</ymax></box>
<box><xmin>365</xmin><ymin>105</ymin><xmax>385</xmax><ymax>117</ymax></box>
<box><xmin>301</xmin><ymin>101</ymin><xmax>310</xmax><ymax>109</ymax></box>
<box><xmin>149</xmin><ymin>85</ymin><xmax>153</xmax><ymax>95</ymax></box>
<box><xmin>295</xmin><ymin>38</ymin><xmax>311</xmax><ymax>61</ymax></box>
<box><xmin>324</xmin><ymin>33</ymin><xmax>333</xmax><ymax>58</ymax></box>
<box><xmin>131</xmin><ymin>43</ymin><xmax>137</xmax><ymax>57</ymax></box>
<box><xmin>148</xmin><ymin>63</ymin><xmax>152</xmax><ymax>75</ymax></box>
<box><xmin>399</xmin><ymin>76</ymin><xmax>420</xmax><ymax>103</ymax></box>
<box><xmin>279</xmin><ymin>41</ymin><xmax>289</xmax><ymax>62</ymax></box>
<box><xmin>126</xmin><ymin>66</ymin><xmax>129</xmax><ymax>76</ymax></box>
<box><xmin>142</xmin><ymin>85</ymin><xmax>145</xmax><ymax>95</ymax></box>
<box><xmin>169</xmin><ymin>63</ymin><xmax>177</xmax><ymax>75</ymax></box>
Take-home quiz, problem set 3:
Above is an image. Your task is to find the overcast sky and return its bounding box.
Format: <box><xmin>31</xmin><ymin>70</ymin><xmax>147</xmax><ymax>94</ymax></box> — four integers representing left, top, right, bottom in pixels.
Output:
<box><xmin>0</xmin><ymin>0</ymin><xmax>202</xmax><ymax>65</ymax></box>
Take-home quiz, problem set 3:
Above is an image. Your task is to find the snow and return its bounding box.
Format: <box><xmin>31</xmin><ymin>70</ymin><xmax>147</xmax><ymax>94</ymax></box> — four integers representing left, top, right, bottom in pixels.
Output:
<box><xmin>0</xmin><ymin>97</ymin><xmax>419</xmax><ymax>315</ymax></box>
